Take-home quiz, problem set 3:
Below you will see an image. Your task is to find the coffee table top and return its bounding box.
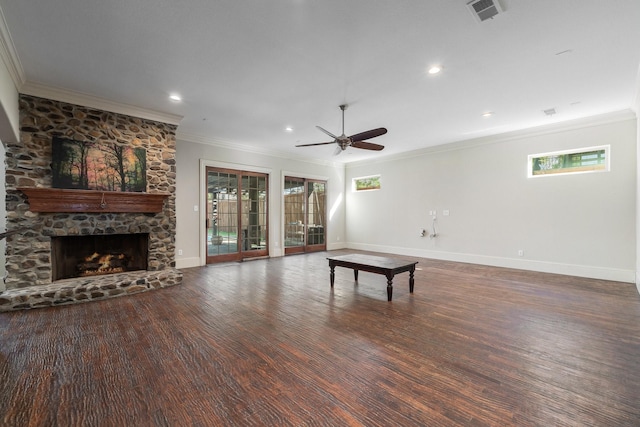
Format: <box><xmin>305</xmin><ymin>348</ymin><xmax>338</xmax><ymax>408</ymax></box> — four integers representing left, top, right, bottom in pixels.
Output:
<box><xmin>327</xmin><ymin>254</ymin><xmax>418</xmax><ymax>269</ymax></box>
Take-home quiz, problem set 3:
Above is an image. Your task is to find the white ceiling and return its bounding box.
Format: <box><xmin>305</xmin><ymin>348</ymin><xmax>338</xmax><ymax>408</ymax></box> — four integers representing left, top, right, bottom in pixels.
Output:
<box><xmin>1</xmin><ymin>0</ymin><xmax>640</xmax><ymax>163</ymax></box>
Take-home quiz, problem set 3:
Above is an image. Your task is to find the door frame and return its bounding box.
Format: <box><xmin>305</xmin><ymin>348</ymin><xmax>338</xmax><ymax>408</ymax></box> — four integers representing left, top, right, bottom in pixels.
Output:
<box><xmin>200</xmin><ymin>160</ymin><xmax>272</xmax><ymax>265</ymax></box>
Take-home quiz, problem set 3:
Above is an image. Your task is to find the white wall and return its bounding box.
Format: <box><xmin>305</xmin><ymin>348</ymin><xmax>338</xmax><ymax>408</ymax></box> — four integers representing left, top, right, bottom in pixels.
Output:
<box><xmin>0</xmin><ymin>53</ymin><xmax>18</xmax><ymax>292</ymax></box>
<box><xmin>345</xmin><ymin>112</ymin><xmax>637</xmax><ymax>283</ymax></box>
<box><xmin>0</xmin><ymin>60</ymin><xmax>18</xmax><ymax>143</ymax></box>
<box><xmin>637</xmin><ymin>107</ymin><xmax>640</xmax><ymax>292</ymax></box>
<box><xmin>635</xmin><ymin>67</ymin><xmax>640</xmax><ymax>294</ymax></box>
<box><xmin>174</xmin><ymin>140</ymin><xmax>346</xmax><ymax>268</ymax></box>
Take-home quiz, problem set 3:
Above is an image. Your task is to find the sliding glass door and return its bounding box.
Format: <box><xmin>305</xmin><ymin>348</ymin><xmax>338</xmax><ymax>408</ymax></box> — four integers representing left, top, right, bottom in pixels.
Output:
<box><xmin>284</xmin><ymin>177</ymin><xmax>326</xmax><ymax>255</ymax></box>
<box><xmin>206</xmin><ymin>167</ymin><xmax>268</xmax><ymax>263</ymax></box>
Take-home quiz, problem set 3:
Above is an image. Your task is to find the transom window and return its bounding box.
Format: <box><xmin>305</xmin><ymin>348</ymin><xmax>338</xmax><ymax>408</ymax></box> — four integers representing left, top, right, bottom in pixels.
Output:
<box><xmin>353</xmin><ymin>175</ymin><xmax>381</xmax><ymax>191</ymax></box>
<box><xmin>528</xmin><ymin>145</ymin><xmax>609</xmax><ymax>177</ymax></box>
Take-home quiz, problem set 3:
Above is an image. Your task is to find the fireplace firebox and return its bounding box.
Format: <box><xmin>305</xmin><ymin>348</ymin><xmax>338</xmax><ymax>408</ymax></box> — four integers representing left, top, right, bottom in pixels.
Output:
<box><xmin>51</xmin><ymin>234</ymin><xmax>149</xmax><ymax>281</ymax></box>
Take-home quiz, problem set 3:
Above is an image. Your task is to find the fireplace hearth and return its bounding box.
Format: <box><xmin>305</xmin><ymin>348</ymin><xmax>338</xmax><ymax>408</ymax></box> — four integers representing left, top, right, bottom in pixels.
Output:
<box><xmin>51</xmin><ymin>234</ymin><xmax>149</xmax><ymax>281</ymax></box>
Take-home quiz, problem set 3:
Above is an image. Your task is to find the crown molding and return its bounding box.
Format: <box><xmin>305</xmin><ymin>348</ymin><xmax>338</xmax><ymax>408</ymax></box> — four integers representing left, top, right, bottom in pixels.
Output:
<box><xmin>20</xmin><ymin>81</ymin><xmax>183</xmax><ymax>126</ymax></box>
<box><xmin>0</xmin><ymin>5</ymin><xmax>25</xmax><ymax>89</ymax></box>
<box><xmin>175</xmin><ymin>130</ymin><xmax>235</xmax><ymax>148</ymax></box>
<box><xmin>346</xmin><ymin>109</ymin><xmax>636</xmax><ymax>168</ymax></box>
<box><xmin>177</xmin><ymin>130</ymin><xmax>343</xmax><ymax>168</ymax></box>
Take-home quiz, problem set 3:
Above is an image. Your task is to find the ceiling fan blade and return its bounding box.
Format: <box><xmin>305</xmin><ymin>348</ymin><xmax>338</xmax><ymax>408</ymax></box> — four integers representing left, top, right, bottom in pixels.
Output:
<box><xmin>316</xmin><ymin>125</ymin><xmax>339</xmax><ymax>140</ymax></box>
<box><xmin>349</xmin><ymin>127</ymin><xmax>387</xmax><ymax>142</ymax></box>
<box><xmin>333</xmin><ymin>145</ymin><xmax>343</xmax><ymax>156</ymax></box>
<box><xmin>295</xmin><ymin>141</ymin><xmax>336</xmax><ymax>147</ymax></box>
<box><xmin>351</xmin><ymin>140</ymin><xmax>385</xmax><ymax>151</ymax></box>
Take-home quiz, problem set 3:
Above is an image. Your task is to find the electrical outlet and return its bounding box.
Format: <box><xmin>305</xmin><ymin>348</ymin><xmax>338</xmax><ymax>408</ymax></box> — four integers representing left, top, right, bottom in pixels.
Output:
<box><xmin>518</xmin><ymin>249</ymin><xmax>524</xmax><ymax>257</ymax></box>
<box><xmin>178</xmin><ymin>249</ymin><xmax>183</xmax><ymax>256</ymax></box>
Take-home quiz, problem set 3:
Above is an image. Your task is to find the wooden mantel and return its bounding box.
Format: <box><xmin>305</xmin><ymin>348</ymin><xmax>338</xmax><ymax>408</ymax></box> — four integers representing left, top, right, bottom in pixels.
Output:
<box><xmin>18</xmin><ymin>188</ymin><xmax>170</xmax><ymax>213</ymax></box>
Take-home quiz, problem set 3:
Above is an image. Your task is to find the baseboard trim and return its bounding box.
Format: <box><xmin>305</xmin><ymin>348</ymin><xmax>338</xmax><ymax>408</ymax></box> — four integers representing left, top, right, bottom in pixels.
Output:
<box><xmin>176</xmin><ymin>257</ymin><xmax>201</xmax><ymax>269</ymax></box>
<box><xmin>327</xmin><ymin>242</ymin><xmax>348</xmax><ymax>251</ymax></box>
<box><xmin>345</xmin><ymin>243</ymin><xmax>635</xmax><ymax>283</ymax></box>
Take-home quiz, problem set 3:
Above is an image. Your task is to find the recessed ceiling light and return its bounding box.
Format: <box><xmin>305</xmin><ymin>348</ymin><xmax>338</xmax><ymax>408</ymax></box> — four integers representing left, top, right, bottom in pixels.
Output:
<box><xmin>169</xmin><ymin>94</ymin><xmax>182</xmax><ymax>102</ymax></box>
<box><xmin>482</xmin><ymin>111</ymin><xmax>494</xmax><ymax>117</ymax></box>
<box><xmin>428</xmin><ymin>65</ymin><xmax>442</xmax><ymax>75</ymax></box>
<box><xmin>285</xmin><ymin>126</ymin><xmax>293</xmax><ymax>133</ymax></box>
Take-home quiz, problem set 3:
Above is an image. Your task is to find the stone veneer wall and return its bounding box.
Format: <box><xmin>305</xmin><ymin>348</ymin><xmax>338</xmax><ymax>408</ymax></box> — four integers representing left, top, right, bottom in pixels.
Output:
<box><xmin>0</xmin><ymin>95</ymin><xmax>182</xmax><ymax>311</ymax></box>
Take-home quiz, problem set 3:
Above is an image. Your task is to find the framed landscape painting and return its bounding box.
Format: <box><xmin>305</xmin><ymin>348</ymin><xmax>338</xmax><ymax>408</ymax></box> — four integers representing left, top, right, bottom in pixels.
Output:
<box><xmin>51</xmin><ymin>136</ymin><xmax>147</xmax><ymax>192</ymax></box>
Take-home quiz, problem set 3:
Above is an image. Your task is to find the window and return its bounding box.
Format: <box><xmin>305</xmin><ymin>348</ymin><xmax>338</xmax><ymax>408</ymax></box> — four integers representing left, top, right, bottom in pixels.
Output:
<box><xmin>528</xmin><ymin>145</ymin><xmax>609</xmax><ymax>177</ymax></box>
<box><xmin>353</xmin><ymin>175</ymin><xmax>381</xmax><ymax>191</ymax></box>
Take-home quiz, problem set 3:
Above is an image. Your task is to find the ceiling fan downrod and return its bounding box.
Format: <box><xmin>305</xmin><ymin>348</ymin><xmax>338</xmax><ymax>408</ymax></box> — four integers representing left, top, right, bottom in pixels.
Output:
<box><xmin>339</xmin><ymin>104</ymin><xmax>348</xmax><ymax>136</ymax></box>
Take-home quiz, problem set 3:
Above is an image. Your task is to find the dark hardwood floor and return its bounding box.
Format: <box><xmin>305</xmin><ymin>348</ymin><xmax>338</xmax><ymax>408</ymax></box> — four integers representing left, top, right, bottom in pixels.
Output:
<box><xmin>1</xmin><ymin>250</ymin><xmax>639</xmax><ymax>426</ymax></box>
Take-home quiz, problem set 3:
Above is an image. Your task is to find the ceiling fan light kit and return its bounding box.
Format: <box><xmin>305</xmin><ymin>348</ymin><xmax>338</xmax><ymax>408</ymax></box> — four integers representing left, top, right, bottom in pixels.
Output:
<box><xmin>295</xmin><ymin>104</ymin><xmax>387</xmax><ymax>155</ymax></box>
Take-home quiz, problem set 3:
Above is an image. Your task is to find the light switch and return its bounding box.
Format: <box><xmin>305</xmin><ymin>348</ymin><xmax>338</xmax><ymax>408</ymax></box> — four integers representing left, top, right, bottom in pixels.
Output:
<box><xmin>194</xmin><ymin>205</ymin><xmax>199</xmax><ymax>212</ymax></box>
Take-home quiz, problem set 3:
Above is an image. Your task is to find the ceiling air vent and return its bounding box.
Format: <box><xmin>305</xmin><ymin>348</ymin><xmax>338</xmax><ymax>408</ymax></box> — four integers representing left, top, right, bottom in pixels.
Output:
<box><xmin>467</xmin><ymin>0</ymin><xmax>503</xmax><ymax>23</ymax></box>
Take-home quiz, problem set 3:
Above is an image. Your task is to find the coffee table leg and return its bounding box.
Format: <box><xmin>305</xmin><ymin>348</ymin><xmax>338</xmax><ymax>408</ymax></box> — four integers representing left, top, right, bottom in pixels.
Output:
<box><xmin>354</xmin><ymin>269</ymin><xmax>358</xmax><ymax>281</ymax></box>
<box><xmin>330</xmin><ymin>264</ymin><xmax>335</xmax><ymax>287</ymax></box>
<box><xmin>409</xmin><ymin>267</ymin><xmax>415</xmax><ymax>293</ymax></box>
<box><xmin>386</xmin><ymin>275</ymin><xmax>393</xmax><ymax>301</ymax></box>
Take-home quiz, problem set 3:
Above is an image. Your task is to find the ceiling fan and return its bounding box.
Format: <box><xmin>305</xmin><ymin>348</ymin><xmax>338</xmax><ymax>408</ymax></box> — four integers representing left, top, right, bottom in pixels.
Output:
<box><xmin>296</xmin><ymin>104</ymin><xmax>387</xmax><ymax>155</ymax></box>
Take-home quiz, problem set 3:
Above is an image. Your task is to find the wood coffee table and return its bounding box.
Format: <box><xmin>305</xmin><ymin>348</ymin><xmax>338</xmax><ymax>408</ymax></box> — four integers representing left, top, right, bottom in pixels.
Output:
<box><xmin>327</xmin><ymin>254</ymin><xmax>418</xmax><ymax>301</ymax></box>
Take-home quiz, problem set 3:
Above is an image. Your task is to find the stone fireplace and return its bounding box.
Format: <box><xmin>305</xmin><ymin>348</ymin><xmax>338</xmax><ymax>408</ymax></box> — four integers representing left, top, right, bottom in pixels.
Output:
<box><xmin>0</xmin><ymin>95</ymin><xmax>183</xmax><ymax>311</ymax></box>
